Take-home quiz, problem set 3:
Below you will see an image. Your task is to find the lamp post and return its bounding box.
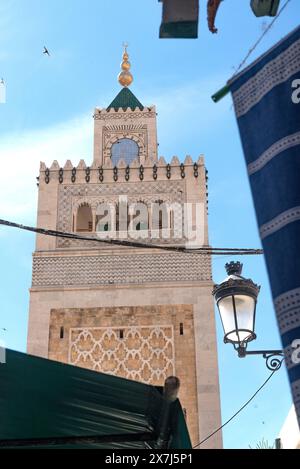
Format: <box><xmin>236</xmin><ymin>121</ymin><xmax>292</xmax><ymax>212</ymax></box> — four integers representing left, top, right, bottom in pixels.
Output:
<box><xmin>212</xmin><ymin>261</ymin><xmax>284</xmax><ymax>371</ymax></box>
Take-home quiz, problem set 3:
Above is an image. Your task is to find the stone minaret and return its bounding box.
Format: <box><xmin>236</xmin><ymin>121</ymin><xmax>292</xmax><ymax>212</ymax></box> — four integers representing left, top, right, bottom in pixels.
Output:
<box><xmin>27</xmin><ymin>47</ymin><xmax>222</xmax><ymax>448</ymax></box>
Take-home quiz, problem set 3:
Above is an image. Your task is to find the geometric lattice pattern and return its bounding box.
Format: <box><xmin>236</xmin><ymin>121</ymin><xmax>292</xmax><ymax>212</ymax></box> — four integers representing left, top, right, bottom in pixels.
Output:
<box><xmin>69</xmin><ymin>326</ymin><xmax>175</xmax><ymax>384</ymax></box>
<box><xmin>32</xmin><ymin>252</ymin><xmax>212</xmax><ymax>287</ymax></box>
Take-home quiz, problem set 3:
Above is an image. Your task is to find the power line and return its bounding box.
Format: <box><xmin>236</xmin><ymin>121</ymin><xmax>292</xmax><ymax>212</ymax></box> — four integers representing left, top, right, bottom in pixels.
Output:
<box><xmin>193</xmin><ymin>362</ymin><xmax>283</xmax><ymax>448</ymax></box>
<box><xmin>212</xmin><ymin>0</ymin><xmax>292</xmax><ymax>102</ymax></box>
<box><xmin>0</xmin><ymin>218</ymin><xmax>263</xmax><ymax>256</ymax></box>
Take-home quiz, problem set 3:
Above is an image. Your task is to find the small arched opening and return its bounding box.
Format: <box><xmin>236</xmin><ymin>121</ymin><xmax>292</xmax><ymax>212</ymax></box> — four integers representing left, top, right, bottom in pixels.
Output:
<box><xmin>76</xmin><ymin>203</ymin><xmax>93</xmax><ymax>232</ymax></box>
<box><xmin>130</xmin><ymin>201</ymin><xmax>149</xmax><ymax>232</ymax></box>
<box><xmin>152</xmin><ymin>200</ymin><xmax>169</xmax><ymax>230</ymax></box>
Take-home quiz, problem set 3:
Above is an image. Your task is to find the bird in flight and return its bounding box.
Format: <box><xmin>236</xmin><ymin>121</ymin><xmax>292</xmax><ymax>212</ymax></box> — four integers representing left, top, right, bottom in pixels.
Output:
<box><xmin>1</xmin><ymin>328</ymin><xmax>7</xmax><ymax>332</ymax></box>
<box><xmin>43</xmin><ymin>46</ymin><xmax>50</xmax><ymax>56</ymax></box>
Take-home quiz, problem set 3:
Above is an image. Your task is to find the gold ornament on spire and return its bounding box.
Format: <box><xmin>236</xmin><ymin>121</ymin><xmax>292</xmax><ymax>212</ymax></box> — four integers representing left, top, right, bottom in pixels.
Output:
<box><xmin>118</xmin><ymin>43</ymin><xmax>133</xmax><ymax>87</ymax></box>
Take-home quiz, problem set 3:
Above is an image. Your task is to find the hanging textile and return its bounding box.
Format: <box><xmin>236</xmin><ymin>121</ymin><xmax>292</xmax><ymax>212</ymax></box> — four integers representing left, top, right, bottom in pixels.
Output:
<box><xmin>228</xmin><ymin>25</ymin><xmax>300</xmax><ymax>426</ymax></box>
<box><xmin>207</xmin><ymin>0</ymin><xmax>222</xmax><ymax>33</ymax></box>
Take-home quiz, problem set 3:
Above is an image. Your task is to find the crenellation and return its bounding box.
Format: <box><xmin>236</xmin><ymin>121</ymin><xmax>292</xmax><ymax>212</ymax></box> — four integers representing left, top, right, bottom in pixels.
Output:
<box><xmin>39</xmin><ymin>159</ymin><xmax>206</xmax><ymax>187</ymax></box>
<box><xmin>94</xmin><ymin>105</ymin><xmax>156</xmax><ymax>117</ymax></box>
<box><xmin>197</xmin><ymin>155</ymin><xmax>205</xmax><ymax>165</ymax></box>
<box><xmin>63</xmin><ymin>159</ymin><xmax>73</xmax><ymax>170</ymax></box>
<box><xmin>90</xmin><ymin>160</ymin><xmax>99</xmax><ymax>169</ymax></box>
<box><xmin>184</xmin><ymin>155</ymin><xmax>193</xmax><ymax>165</ymax></box>
<box><xmin>50</xmin><ymin>160</ymin><xmax>59</xmax><ymax>170</ymax></box>
<box><xmin>77</xmin><ymin>159</ymin><xmax>86</xmax><ymax>170</ymax></box>
<box><xmin>158</xmin><ymin>156</ymin><xmax>167</xmax><ymax>166</ymax></box>
<box><xmin>171</xmin><ymin>155</ymin><xmax>180</xmax><ymax>165</ymax></box>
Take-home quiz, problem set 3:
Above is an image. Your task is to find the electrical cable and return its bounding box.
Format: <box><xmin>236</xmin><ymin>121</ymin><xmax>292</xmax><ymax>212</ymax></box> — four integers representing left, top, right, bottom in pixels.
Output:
<box><xmin>212</xmin><ymin>0</ymin><xmax>292</xmax><ymax>102</ymax></box>
<box><xmin>193</xmin><ymin>361</ymin><xmax>283</xmax><ymax>448</ymax></box>
<box><xmin>0</xmin><ymin>218</ymin><xmax>263</xmax><ymax>256</ymax></box>
<box><xmin>233</xmin><ymin>0</ymin><xmax>292</xmax><ymax>77</ymax></box>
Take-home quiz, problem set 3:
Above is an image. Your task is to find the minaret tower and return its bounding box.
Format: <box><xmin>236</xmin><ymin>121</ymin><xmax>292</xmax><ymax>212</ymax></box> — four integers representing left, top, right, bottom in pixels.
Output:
<box><xmin>27</xmin><ymin>47</ymin><xmax>222</xmax><ymax>448</ymax></box>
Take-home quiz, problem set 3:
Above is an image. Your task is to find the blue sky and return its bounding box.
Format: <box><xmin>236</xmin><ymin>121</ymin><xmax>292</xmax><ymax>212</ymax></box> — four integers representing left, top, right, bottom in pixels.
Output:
<box><xmin>0</xmin><ymin>0</ymin><xmax>299</xmax><ymax>449</ymax></box>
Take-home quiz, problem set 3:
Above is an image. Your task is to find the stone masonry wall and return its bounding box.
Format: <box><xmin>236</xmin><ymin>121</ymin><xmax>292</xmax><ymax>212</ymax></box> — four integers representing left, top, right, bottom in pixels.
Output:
<box><xmin>48</xmin><ymin>304</ymin><xmax>199</xmax><ymax>446</ymax></box>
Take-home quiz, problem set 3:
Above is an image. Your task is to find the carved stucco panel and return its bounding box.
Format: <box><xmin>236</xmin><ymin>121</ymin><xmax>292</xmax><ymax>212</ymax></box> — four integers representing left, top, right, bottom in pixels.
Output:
<box><xmin>69</xmin><ymin>325</ymin><xmax>175</xmax><ymax>384</ymax></box>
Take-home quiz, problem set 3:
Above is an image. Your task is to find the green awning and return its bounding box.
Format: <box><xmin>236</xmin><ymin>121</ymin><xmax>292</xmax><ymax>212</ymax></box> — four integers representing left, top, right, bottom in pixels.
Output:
<box><xmin>0</xmin><ymin>350</ymin><xmax>191</xmax><ymax>449</ymax></box>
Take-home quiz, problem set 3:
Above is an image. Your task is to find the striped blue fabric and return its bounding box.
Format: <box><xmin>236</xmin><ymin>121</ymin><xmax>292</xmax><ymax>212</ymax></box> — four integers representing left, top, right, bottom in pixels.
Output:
<box><xmin>228</xmin><ymin>26</ymin><xmax>300</xmax><ymax>426</ymax></box>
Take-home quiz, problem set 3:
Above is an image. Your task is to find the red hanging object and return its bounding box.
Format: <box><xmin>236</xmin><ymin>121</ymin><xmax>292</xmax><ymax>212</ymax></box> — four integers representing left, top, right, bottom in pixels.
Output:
<box><xmin>207</xmin><ymin>0</ymin><xmax>222</xmax><ymax>33</ymax></box>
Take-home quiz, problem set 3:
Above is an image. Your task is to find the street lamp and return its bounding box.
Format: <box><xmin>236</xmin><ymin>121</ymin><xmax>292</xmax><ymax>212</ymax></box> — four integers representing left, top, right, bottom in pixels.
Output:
<box><xmin>212</xmin><ymin>261</ymin><xmax>284</xmax><ymax>371</ymax></box>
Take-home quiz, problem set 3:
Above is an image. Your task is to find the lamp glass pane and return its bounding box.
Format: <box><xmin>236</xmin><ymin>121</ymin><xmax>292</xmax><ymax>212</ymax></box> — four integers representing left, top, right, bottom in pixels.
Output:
<box><xmin>218</xmin><ymin>296</ymin><xmax>235</xmax><ymax>336</ymax></box>
<box><xmin>234</xmin><ymin>294</ymin><xmax>255</xmax><ymax>338</ymax></box>
<box><xmin>218</xmin><ymin>294</ymin><xmax>255</xmax><ymax>343</ymax></box>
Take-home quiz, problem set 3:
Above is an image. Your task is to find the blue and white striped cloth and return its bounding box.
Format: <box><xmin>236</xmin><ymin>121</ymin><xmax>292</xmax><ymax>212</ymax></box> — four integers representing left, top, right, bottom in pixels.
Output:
<box><xmin>228</xmin><ymin>26</ymin><xmax>300</xmax><ymax>426</ymax></box>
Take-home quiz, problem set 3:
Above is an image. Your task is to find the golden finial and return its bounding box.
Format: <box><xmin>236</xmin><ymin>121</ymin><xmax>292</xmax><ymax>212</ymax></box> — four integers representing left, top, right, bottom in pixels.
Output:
<box><xmin>118</xmin><ymin>42</ymin><xmax>133</xmax><ymax>87</ymax></box>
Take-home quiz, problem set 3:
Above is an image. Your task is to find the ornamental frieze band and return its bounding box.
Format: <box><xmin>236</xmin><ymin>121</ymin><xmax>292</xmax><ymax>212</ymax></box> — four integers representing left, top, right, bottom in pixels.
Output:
<box><xmin>32</xmin><ymin>251</ymin><xmax>212</xmax><ymax>287</ymax></box>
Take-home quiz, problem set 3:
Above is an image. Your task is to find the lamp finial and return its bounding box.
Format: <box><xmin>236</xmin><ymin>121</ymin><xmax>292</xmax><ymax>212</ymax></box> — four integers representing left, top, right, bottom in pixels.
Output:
<box><xmin>225</xmin><ymin>261</ymin><xmax>243</xmax><ymax>276</ymax></box>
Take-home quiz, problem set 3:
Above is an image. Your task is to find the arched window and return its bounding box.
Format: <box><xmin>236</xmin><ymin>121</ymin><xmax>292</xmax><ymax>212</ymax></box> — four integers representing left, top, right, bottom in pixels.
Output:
<box><xmin>76</xmin><ymin>203</ymin><xmax>93</xmax><ymax>232</ymax></box>
<box><xmin>111</xmin><ymin>138</ymin><xmax>139</xmax><ymax>166</ymax></box>
<box><xmin>151</xmin><ymin>200</ymin><xmax>172</xmax><ymax>240</ymax></box>
<box><xmin>116</xmin><ymin>204</ymin><xmax>119</xmax><ymax>231</ymax></box>
<box><xmin>130</xmin><ymin>201</ymin><xmax>149</xmax><ymax>232</ymax></box>
<box><xmin>95</xmin><ymin>203</ymin><xmax>111</xmax><ymax>233</ymax></box>
<box><xmin>152</xmin><ymin>200</ymin><xmax>169</xmax><ymax>231</ymax></box>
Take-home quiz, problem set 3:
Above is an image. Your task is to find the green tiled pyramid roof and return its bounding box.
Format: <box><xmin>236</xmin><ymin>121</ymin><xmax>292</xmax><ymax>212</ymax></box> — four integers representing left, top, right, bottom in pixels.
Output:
<box><xmin>107</xmin><ymin>87</ymin><xmax>144</xmax><ymax>111</ymax></box>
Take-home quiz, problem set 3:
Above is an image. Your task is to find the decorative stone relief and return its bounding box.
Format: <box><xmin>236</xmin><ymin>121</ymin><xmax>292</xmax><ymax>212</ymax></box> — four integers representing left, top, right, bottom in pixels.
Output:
<box><xmin>102</xmin><ymin>125</ymin><xmax>148</xmax><ymax>164</ymax></box>
<box><xmin>32</xmin><ymin>252</ymin><xmax>212</xmax><ymax>287</ymax></box>
<box><xmin>94</xmin><ymin>111</ymin><xmax>156</xmax><ymax>121</ymax></box>
<box><xmin>56</xmin><ymin>181</ymin><xmax>185</xmax><ymax>248</ymax></box>
<box><xmin>68</xmin><ymin>325</ymin><xmax>175</xmax><ymax>384</ymax></box>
